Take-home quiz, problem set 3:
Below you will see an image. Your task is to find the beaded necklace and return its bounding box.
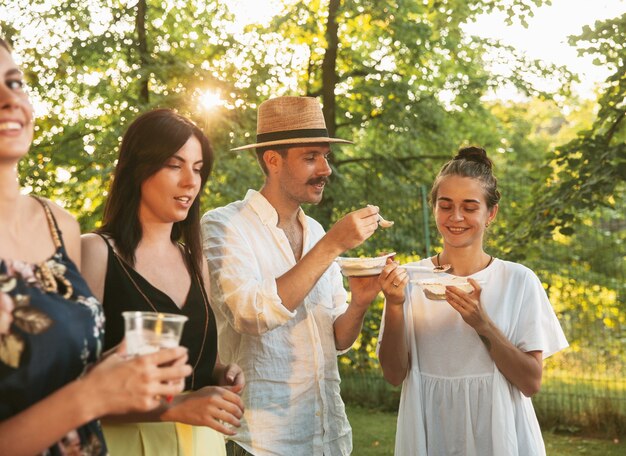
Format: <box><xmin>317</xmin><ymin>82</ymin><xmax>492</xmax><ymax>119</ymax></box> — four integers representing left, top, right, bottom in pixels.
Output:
<box><xmin>436</xmin><ymin>252</ymin><xmax>494</xmax><ymax>273</ymax></box>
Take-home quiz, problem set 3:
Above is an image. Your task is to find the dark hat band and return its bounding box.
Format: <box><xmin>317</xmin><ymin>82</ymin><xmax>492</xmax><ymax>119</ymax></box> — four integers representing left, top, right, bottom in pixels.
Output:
<box><xmin>256</xmin><ymin>128</ymin><xmax>329</xmax><ymax>144</ymax></box>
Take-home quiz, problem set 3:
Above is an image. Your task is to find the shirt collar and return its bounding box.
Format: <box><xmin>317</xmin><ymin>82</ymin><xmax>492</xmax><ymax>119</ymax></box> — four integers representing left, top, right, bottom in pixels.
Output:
<box><xmin>244</xmin><ymin>189</ymin><xmax>306</xmax><ymax>227</ymax></box>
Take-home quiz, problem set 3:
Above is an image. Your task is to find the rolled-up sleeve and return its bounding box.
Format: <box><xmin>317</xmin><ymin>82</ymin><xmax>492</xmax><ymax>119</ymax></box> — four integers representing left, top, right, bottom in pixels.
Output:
<box><xmin>202</xmin><ymin>210</ymin><xmax>295</xmax><ymax>335</ymax></box>
<box><xmin>328</xmin><ymin>262</ymin><xmax>349</xmax><ymax>322</ymax></box>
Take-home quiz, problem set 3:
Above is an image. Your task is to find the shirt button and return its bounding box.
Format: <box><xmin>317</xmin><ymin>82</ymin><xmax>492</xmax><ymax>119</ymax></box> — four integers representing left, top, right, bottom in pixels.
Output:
<box><xmin>315</xmin><ymin>411</ymin><xmax>321</xmax><ymax>417</ymax></box>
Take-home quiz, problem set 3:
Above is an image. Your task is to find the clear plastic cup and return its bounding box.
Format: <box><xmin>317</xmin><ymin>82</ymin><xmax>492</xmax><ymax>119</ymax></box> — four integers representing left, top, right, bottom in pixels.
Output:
<box><xmin>122</xmin><ymin>311</ymin><xmax>188</xmax><ymax>356</ymax></box>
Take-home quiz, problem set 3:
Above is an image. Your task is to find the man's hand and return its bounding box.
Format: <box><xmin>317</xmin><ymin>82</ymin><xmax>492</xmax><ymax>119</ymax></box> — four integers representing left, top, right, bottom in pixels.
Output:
<box><xmin>324</xmin><ymin>206</ymin><xmax>380</xmax><ymax>253</ymax></box>
<box><xmin>348</xmin><ymin>274</ymin><xmax>382</xmax><ymax>310</ymax></box>
<box><xmin>214</xmin><ymin>363</ymin><xmax>245</xmax><ymax>391</ymax></box>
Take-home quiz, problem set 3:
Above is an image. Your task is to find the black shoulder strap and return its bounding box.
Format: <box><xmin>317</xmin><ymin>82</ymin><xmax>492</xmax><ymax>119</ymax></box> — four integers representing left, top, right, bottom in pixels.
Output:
<box><xmin>94</xmin><ymin>232</ymin><xmax>115</xmax><ymax>252</ymax></box>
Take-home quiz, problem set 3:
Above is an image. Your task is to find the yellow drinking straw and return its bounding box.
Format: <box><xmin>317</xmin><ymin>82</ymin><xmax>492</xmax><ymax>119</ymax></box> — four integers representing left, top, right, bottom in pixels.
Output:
<box><xmin>155</xmin><ymin>312</ymin><xmax>164</xmax><ymax>336</ymax></box>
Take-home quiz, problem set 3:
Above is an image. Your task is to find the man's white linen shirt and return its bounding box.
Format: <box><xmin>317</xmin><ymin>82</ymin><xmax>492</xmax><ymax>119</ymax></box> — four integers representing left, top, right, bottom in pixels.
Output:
<box><xmin>201</xmin><ymin>189</ymin><xmax>352</xmax><ymax>456</ymax></box>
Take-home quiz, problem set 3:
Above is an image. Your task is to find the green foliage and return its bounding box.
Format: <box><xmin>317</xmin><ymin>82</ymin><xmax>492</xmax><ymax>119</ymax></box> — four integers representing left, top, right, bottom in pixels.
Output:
<box><xmin>223</xmin><ymin>0</ymin><xmax>567</xmax><ymax>256</ymax></box>
<box><xmin>511</xmin><ymin>13</ymin><xmax>626</xmax><ymax>248</ymax></box>
<box><xmin>3</xmin><ymin>0</ymin><xmax>241</xmax><ymax>230</ymax></box>
<box><xmin>3</xmin><ymin>0</ymin><xmax>570</xmax><ymax>247</ymax></box>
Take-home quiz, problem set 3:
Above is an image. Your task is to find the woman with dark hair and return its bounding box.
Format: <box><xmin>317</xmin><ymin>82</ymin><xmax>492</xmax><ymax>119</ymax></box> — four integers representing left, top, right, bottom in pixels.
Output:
<box><xmin>377</xmin><ymin>146</ymin><xmax>568</xmax><ymax>455</ymax></box>
<box><xmin>81</xmin><ymin>108</ymin><xmax>245</xmax><ymax>456</ymax></box>
<box><xmin>0</xmin><ymin>38</ymin><xmax>191</xmax><ymax>455</ymax></box>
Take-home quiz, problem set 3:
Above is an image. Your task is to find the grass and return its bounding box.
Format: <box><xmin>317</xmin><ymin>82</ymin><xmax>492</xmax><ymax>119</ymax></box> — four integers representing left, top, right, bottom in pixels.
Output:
<box><xmin>347</xmin><ymin>405</ymin><xmax>626</xmax><ymax>456</ymax></box>
<box><xmin>347</xmin><ymin>405</ymin><xmax>396</xmax><ymax>455</ymax></box>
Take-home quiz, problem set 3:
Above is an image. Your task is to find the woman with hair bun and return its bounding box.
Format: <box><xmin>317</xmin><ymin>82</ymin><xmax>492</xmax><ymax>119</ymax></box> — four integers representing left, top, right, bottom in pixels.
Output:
<box><xmin>377</xmin><ymin>146</ymin><xmax>568</xmax><ymax>455</ymax></box>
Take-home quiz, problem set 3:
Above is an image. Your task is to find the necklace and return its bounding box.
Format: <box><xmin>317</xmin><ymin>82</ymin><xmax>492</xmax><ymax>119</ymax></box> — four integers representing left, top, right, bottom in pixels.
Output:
<box><xmin>437</xmin><ymin>253</ymin><xmax>494</xmax><ymax>271</ymax></box>
<box><xmin>113</xmin><ymin>243</ymin><xmax>209</xmax><ymax>390</ymax></box>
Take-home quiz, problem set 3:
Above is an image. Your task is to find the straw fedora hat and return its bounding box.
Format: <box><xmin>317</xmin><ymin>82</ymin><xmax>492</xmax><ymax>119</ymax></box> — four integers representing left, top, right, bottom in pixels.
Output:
<box><xmin>231</xmin><ymin>96</ymin><xmax>352</xmax><ymax>151</ymax></box>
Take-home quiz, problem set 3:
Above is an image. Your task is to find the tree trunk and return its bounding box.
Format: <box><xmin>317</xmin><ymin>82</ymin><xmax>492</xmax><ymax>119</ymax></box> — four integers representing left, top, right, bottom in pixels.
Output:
<box><xmin>318</xmin><ymin>0</ymin><xmax>341</xmax><ymax>227</ymax></box>
<box><xmin>135</xmin><ymin>0</ymin><xmax>150</xmax><ymax>104</ymax></box>
<box><xmin>322</xmin><ymin>0</ymin><xmax>340</xmax><ymax>138</ymax></box>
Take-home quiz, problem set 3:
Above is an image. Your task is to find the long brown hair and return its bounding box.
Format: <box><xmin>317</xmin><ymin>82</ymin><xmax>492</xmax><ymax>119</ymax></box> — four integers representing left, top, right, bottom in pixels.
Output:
<box><xmin>98</xmin><ymin>109</ymin><xmax>214</xmax><ymax>275</ymax></box>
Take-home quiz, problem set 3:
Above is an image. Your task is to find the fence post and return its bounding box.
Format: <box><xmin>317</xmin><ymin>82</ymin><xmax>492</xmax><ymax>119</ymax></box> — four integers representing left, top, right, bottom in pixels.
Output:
<box><xmin>421</xmin><ymin>184</ymin><xmax>431</xmax><ymax>257</ymax></box>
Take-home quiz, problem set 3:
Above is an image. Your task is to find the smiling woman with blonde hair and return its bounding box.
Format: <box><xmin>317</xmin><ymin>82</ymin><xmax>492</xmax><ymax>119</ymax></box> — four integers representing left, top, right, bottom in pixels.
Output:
<box><xmin>0</xmin><ymin>37</ymin><xmax>191</xmax><ymax>456</ymax></box>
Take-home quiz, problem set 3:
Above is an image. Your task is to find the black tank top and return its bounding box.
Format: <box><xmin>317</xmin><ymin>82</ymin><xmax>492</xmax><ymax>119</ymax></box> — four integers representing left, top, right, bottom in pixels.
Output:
<box><xmin>98</xmin><ymin>235</ymin><xmax>217</xmax><ymax>390</ymax></box>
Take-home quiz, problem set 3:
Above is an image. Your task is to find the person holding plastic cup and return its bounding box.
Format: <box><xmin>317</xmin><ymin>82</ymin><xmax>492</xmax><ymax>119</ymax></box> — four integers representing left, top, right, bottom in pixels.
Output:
<box><xmin>0</xmin><ymin>37</ymin><xmax>191</xmax><ymax>456</ymax></box>
<box><xmin>122</xmin><ymin>311</ymin><xmax>189</xmax><ymax>356</ymax></box>
<box><xmin>81</xmin><ymin>108</ymin><xmax>245</xmax><ymax>456</ymax></box>
<box><xmin>377</xmin><ymin>146</ymin><xmax>568</xmax><ymax>455</ymax></box>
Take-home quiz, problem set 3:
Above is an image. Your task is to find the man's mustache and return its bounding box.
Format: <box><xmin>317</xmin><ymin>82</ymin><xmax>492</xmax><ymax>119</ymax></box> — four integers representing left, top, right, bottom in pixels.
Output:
<box><xmin>307</xmin><ymin>177</ymin><xmax>329</xmax><ymax>186</ymax></box>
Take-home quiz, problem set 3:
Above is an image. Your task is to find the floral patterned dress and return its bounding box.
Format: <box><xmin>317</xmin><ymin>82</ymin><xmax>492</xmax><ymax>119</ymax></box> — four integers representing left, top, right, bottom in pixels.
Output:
<box><xmin>0</xmin><ymin>197</ymin><xmax>106</xmax><ymax>455</ymax></box>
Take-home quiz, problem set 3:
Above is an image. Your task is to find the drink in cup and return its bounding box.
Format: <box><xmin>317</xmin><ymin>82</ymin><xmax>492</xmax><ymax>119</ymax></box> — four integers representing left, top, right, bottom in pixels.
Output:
<box><xmin>122</xmin><ymin>311</ymin><xmax>188</xmax><ymax>356</ymax></box>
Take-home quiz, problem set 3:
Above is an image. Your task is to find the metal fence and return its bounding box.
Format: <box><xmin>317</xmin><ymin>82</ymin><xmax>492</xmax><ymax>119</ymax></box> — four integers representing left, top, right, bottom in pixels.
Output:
<box><xmin>529</xmin><ymin>199</ymin><xmax>626</xmax><ymax>435</ymax></box>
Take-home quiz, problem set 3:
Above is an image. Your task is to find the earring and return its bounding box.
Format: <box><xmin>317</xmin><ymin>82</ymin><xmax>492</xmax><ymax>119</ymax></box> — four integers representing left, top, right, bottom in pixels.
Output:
<box><xmin>485</xmin><ymin>222</ymin><xmax>490</xmax><ymax>228</ymax></box>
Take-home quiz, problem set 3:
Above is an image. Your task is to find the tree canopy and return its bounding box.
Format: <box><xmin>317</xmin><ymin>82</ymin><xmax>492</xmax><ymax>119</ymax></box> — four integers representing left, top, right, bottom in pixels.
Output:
<box><xmin>0</xmin><ymin>0</ymin><xmax>622</xmax><ymax>258</ymax></box>
<box><xmin>510</xmin><ymin>13</ymin><xmax>626</xmax><ymax>246</ymax></box>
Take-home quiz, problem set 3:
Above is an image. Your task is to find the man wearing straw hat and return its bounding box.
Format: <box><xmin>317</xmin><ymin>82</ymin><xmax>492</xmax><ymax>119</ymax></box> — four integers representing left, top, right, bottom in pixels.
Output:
<box><xmin>201</xmin><ymin>96</ymin><xmax>383</xmax><ymax>455</ymax></box>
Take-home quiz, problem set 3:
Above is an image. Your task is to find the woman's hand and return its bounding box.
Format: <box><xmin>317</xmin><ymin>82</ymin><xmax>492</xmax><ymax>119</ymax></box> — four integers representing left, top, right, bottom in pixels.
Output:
<box><xmin>378</xmin><ymin>258</ymin><xmax>410</xmax><ymax>386</ymax></box>
<box><xmin>445</xmin><ymin>278</ymin><xmax>490</xmax><ymax>331</ymax></box>
<box><xmin>160</xmin><ymin>385</ymin><xmax>245</xmax><ymax>435</ymax></box>
<box><xmin>379</xmin><ymin>258</ymin><xmax>408</xmax><ymax>305</ymax></box>
<box><xmin>84</xmin><ymin>346</ymin><xmax>191</xmax><ymax>416</ymax></box>
<box><xmin>446</xmin><ymin>278</ymin><xmax>544</xmax><ymax>396</ymax></box>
